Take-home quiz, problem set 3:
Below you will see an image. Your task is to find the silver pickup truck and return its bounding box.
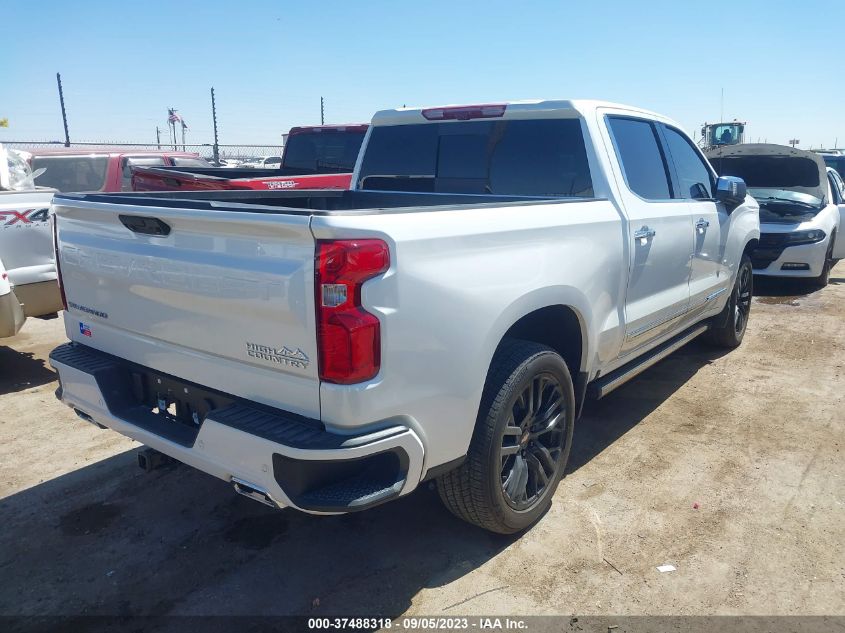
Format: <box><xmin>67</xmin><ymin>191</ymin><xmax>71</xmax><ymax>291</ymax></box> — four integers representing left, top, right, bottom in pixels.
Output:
<box><xmin>49</xmin><ymin>100</ymin><xmax>759</xmax><ymax>533</ymax></box>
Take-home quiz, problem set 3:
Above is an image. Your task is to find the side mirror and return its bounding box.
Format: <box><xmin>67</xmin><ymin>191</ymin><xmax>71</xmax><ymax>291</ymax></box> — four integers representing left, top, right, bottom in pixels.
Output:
<box><xmin>715</xmin><ymin>176</ymin><xmax>747</xmax><ymax>211</ymax></box>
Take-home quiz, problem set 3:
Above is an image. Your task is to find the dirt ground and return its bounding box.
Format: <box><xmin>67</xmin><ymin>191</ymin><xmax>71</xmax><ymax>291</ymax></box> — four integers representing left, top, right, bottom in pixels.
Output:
<box><xmin>0</xmin><ymin>265</ymin><xmax>843</xmax><ymax>619</ymax></box>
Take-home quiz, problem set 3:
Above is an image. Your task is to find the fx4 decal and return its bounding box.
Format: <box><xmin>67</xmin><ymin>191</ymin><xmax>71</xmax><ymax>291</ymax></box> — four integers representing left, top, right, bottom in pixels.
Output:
<box><xmin>0</xmin><ymin>208</ymin><xmax>51</xmax><ymax>226</ymax></box>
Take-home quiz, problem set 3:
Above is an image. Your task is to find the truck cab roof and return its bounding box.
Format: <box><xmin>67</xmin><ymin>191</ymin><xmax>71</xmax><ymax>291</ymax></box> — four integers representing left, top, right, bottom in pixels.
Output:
<box><xmin>370</xmin><ymin>99</ymin><xmax>672</xmax><ymax>126</ymax></box>
<box><xmin>288</xmin><ymin>124</ymin><xmax>368</xmax><ymax>135</ymax></box>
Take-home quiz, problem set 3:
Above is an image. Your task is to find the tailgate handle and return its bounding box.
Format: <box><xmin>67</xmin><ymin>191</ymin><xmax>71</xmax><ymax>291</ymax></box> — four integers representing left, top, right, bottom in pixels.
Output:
<box><xmin>119</xmin><ymin>214</ymin><xmax>171</xmax><ymax>237</ymax></box>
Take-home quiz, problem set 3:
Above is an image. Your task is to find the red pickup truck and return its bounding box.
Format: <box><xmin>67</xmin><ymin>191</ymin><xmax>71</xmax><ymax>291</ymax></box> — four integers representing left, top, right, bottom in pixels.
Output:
<box><xmin>131</xmin><ymin>124</ymin><xmax>368</xmax><ymax>192</ymax></box>
<box><xmin>30</xmin><ymin>149</ymin><xmax>208</xmax><ymax>192</ymax></box>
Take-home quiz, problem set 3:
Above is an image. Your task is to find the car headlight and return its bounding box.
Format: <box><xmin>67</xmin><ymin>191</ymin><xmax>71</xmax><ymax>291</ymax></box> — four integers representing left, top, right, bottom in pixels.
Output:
<box><xmin>786</xmin><ymin>229</ymin><xmax>826</xmax><ymax>246</ymax></box>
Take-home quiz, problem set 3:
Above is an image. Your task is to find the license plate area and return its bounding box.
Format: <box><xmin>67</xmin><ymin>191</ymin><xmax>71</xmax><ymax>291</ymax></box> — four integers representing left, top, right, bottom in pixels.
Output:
<box><xmin>125</xmin><ymin>369</ymin><xmax>235</xmax><ymax>432</ymax></box>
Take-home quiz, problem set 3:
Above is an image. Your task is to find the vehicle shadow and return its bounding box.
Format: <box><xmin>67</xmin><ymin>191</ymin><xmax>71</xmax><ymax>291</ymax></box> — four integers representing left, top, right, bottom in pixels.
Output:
<box><xmin>0</xmin><ymin>341</ymin><xmax>730</xmax><ymax>623</ymax></box>
<box><xmin>752</xmin><ymin>275</ymin><xmax>817</xmax><ymax>298</ymax></box>
<box><xmin>0</xmin><ymin>444</ymin><xmax>516</xmax><ymax>621</ymax></box>
<box><xmin>569</xmin><ymin>339</ymin><xmax>730</xmax><ymax>473</ymax></box>
<box><xmin>0</xmin><ymin>345</ymin><xmax>57</xmax><ymax>396</ymax></box>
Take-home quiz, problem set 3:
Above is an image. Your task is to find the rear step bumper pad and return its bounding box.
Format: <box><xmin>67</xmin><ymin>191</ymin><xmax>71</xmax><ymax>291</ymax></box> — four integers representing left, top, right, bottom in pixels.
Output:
<box><xmin>49</xmin><ymin>343</ymin><xmax>424</xmax><ymax>514</ymax></box>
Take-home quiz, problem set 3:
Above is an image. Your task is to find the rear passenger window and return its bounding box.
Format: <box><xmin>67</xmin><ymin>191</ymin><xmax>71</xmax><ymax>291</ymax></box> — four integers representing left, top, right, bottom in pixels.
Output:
<box><xmin>607</xmin><ymin>117</ymin><xmax>671</xmax><ymax>200</ymax></box>
<box><xmin>663</xmin><ymin>126</ymin><xmax>714</xmax><ymax>199</ymax></box>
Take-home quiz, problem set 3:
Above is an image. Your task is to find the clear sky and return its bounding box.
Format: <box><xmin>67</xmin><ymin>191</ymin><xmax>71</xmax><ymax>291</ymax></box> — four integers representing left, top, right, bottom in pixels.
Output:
<box><xmin>2</xmin><ymin>0</ymin><xmax>844</xmax><ymax>149</ymax></box>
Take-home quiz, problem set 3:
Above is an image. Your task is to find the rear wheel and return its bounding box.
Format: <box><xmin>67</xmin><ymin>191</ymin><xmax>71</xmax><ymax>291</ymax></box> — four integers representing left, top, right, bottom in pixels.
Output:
<box><xmin>708</xmin><ymin>254</ymin><xmax>753</xmax><ymax>349</ymax></box>
<box><xmin>436</xmin><ymin>340</ymin><xmax>575</xmax><ymax>534</ymax></box>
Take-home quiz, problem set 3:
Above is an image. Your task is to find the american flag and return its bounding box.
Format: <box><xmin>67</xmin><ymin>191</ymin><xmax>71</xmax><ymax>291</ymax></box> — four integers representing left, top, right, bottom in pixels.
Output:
<box><xmin>168</xmin><ymin>108</ymin><xmax>188</xmax><ymax>130</ymax></box>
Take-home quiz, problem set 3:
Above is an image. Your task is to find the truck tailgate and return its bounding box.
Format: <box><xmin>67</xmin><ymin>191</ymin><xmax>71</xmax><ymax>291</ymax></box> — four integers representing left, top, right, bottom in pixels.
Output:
<box><xmin>53</xmin><ymin>197</ymin><xmax>320</xmax><ymax>418</ymax></box>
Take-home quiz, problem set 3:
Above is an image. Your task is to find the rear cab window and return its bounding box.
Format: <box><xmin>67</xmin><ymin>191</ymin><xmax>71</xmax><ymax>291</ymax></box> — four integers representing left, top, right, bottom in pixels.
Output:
<box><xmin>358</xmin><ymin>118</ymin><xmax>594</xmax><ymax>197</ymax></box>
<box><xmin>32</xmin><ymin>155</ymin><xmax>109</xmax><ymax>192</ymax></box>
<box><xmin>121</xmin><ymin>156</ymin><xmax>167</xmax><ymax>191</ymax></box>
<box><xmin>171</xmin><ymin>157</ymin><xmax>211</xmax><ymax>167</ymax></box>
<box><xmin>283</xmin><ymin>131</ymin><xmax>366</xmax><ymax>174</ymax></box>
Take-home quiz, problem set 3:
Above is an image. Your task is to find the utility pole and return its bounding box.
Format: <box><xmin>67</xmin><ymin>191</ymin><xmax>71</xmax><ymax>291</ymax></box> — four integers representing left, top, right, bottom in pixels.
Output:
<box><xmin>156</xmin><ymin>126</ymin><xmax>161</xmax><ymax>149</ymax></box>
<box><xmin>56</xmin><ymin>73</ymin><xmax>70</xmax><ymax>147</ymax></box>
<box><xmin>320</xmin><ymin>97</ymin><xmax>325</xmax><ymax>125</ymax></box>
<box><xmin>789</xmin><ymin>138</ymin><xmax>800</xmax><ymax>148</ymax></box>
<box><xmin>211</xmin><ymin>87</ymin><xmax>220</xmax><ymax>164</ymax></box>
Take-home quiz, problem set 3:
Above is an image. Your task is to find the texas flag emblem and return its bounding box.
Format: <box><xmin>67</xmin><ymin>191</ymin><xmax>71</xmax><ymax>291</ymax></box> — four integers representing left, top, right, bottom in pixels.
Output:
<box><xmin>79</xmin><ymin>322</ymin><xmax>92</xmax><ymax>337</ymax></box>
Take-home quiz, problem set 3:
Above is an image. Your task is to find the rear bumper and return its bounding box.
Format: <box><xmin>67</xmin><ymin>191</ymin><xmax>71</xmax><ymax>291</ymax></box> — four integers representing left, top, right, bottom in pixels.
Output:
<box><xmin>49</xmin><ymin>343</ymin><xmax>424</xmax><ymax>514</ymax></box>
<box><xmin>14</xmin><ymin>280</ymin><xmax>63</xmax><ymax>317</ymax></box>
<box><xmin>0</xmin><ymin>290</ymin><xmax>25</xmax><ymax>338</ymax></box>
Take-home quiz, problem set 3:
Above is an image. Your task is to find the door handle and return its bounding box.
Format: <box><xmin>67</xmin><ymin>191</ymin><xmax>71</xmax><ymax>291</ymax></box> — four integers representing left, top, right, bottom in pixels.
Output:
<box><xmin>118</xmin><ymin>214</ymin><xmax>171</xmax><ymax>237</ymax></box>
<box><xmin>695</xmin><ymin>218</ymin><xmax>710</xmax><ymax>232</ymax></box>
<box><xmin>634</xmin><ymin>226</ymin><xmax>656</xmax><ymax>242</ymax></box>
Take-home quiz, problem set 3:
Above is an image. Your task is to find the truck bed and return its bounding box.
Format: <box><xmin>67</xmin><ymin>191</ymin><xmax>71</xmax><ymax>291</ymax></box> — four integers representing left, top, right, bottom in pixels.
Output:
<box><xmin>136</xmin><ymin>166</ymin><xmax>309</xmax><ymax>179</ymax></box>
<box><xmin>130</xmin><ymin>166</ymin><xmax>355</xmax><ymax>193</ymax></box>
<box><xmin>55</xmin><ymin>189</ymin><xmax>580</xmax><ymax>216</ymax></box>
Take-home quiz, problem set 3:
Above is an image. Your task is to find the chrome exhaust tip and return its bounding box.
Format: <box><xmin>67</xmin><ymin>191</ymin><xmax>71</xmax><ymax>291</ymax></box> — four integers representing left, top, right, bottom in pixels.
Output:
<box><xmin>232</xmin><ymin>477</ymin><xmax>280</xmax><ymax>509</ymax></box>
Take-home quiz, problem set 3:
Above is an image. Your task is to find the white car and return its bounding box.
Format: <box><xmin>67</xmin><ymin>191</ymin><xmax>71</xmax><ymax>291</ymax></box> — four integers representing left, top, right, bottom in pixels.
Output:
<box><xmin>49</xmin><ymin>100</ymin><xmax>759</xmax><ymax>534</ymax></box>
<box><xmin>707</xmin><ymin>144</ymin><xmax>845</xmax><ymax>287</ymax></box>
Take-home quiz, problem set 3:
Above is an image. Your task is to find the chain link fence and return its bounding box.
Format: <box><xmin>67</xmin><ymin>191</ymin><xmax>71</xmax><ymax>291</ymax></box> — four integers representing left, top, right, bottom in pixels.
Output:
<box><xmin>1</xmin><ymin>141</ymin><xmax>284</xmax><ymax>162</ymax></box>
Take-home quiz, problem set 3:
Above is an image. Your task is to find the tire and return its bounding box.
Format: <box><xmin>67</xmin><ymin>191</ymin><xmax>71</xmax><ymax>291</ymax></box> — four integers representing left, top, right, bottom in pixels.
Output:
<box><xmin>810</xmin><ymin>237</ymin><xmax>835</xmax><ymax>289</ymax></box>
<box><xmin>708</xmin><ymin>254</ymin><xmax>753</xmax><ymax>349</ymax></box>
<box><xmin>436</xmin><ymin>339</ymin><xmax>575</xmax><ymax>534</ymax></box>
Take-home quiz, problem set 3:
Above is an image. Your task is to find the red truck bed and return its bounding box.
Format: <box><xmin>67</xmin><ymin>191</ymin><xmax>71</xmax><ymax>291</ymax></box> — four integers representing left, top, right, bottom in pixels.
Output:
<box><xmin>131</xmin><ymin>167</ymin><xmax>353</xmax><ymax>192</ymax></box>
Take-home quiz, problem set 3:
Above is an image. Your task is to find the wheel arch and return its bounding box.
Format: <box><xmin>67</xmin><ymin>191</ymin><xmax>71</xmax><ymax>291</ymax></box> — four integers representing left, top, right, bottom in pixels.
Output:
<box><xmin>742</xmin><ymin>237</ymin><xmax>759</xmax><ymax>257</ymax></box>
<box><xmin>478</xmin><ymin>288</ymin><xmax>593</xmax><ymax>421</ymax></box>
<box><xmin>498</xmin><ymin>305</ymin><xmax>586</xmax><ymax>379</ymax></box>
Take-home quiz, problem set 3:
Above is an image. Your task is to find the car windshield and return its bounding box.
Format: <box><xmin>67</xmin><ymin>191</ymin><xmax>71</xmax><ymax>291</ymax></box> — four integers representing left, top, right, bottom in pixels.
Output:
<box><xmin>747</xmin><ymin>188</ymin><xmax>822</xmax><ymax>207</ymax></box>
<box><xmin>749</xmin><ymin>187</ymin><xmax>823</xmax><ymax>223</ymax></box>
<box><xmin>31</xmin><ymin>155</ymin><xmax>109</xmax><ymax>192</ymax></box>
<box><xmin>358</xmin><ymin>118</ymin><xmax>593</xmax><ymax>197</ymax></box>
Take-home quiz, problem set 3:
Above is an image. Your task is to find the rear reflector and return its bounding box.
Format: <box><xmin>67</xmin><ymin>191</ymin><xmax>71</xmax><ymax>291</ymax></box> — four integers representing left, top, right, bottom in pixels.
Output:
<box><xmin>315</xmin><ymin>239</ymin><xmax>389</xmax><ymax>384</ymax></box>
<box><xmin>421</xmin><ymin>104</ymin><xmax>507</xmax><ymax>121</ymax></box>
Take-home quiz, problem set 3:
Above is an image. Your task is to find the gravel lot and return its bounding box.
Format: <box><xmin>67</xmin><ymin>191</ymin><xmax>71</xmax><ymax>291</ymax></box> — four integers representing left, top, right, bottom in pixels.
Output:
<box><xmin>1</xmin><ymin>265</ymin><xmax>843</xmax><ymax>618</ymax></box>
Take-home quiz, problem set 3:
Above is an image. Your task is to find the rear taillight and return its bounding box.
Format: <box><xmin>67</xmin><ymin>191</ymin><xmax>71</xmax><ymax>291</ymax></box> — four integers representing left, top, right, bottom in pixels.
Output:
<box><xmin>52</xmin><ymin>213</ymin><xmax>67</xmax><ymax>310</ymax></box>
<box><xmin>421</xmin><ymin>104</ymin><xmax>507</xmax><ymax>121</ymax></box>
<box><xmin>315</xmin><ymin>239</ymin><xmax>389</xmax><ymax>384</ymax></box>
